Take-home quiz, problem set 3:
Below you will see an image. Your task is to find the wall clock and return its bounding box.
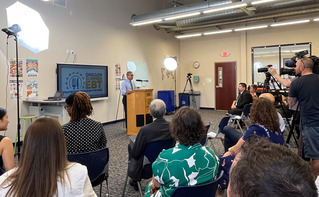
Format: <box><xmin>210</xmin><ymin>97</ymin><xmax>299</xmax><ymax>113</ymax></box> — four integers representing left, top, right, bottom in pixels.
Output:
<box><xmin>193</xmin><ymin>61</ymin><xmax>200</xmax><ymax>69</ymax></box>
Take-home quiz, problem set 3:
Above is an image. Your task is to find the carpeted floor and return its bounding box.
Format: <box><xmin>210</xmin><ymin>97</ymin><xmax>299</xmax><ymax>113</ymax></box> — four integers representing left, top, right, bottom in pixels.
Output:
<box><xmin>99</xmin><ymin>109</ymin><xmax>228</xmax><ymax>197</ymax></box>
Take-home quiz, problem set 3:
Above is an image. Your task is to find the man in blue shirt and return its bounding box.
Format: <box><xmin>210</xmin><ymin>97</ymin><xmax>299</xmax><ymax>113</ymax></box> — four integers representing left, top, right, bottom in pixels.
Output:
<box><xmin>121</xmin><ymin>71</ymin><xmax>136</xmax><ymax>128</ymax></box>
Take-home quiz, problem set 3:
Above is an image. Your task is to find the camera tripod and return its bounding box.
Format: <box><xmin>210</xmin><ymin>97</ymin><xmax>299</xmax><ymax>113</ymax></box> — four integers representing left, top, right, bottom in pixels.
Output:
<box><xmin>263</xmin><ymin>73</ymin><xmax>299</xmax><ymax>147</ymax></box>
<box><xmin>181</xmin><ymin>75</ymin><xmax>197</xmax><ymax>109</ymax></box>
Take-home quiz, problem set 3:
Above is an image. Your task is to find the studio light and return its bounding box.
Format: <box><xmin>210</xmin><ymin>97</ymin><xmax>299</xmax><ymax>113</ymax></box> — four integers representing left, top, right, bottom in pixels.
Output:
<box><xmin>1</xmin><ymin>24</ymin><xmax>21</xmax><ymax>36</ymax></box>
<box><xmin>6</xmin><ymin>1</ymin><xmax>49</xmax><ymax>53</ymax></box>
<box><xmin>164</xmin><ymin>57</ymin><xmax>178</xmax><ymax>71</ymax></box>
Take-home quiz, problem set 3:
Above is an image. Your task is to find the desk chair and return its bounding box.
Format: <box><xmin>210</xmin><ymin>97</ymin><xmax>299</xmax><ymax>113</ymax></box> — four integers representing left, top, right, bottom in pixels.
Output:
<box><xmin>14</xmin><ymin>114</ymin><xmax>38</xmax><ymax>154</ymax></box>
<box><xmin>122</xmin><ymin>139</ymin><xmax>175</xmax><ymax>197</ymax></box>
<box><xmin>230</xmin><ymin>103</ymin><xmax>252</xmax><ymax>134</ymax></box>
<box><xmin>67</xmin><ymin>147</ymin><xmax>109</xmax><ymax>197</ymax></box>
<box><xmin>171</xmin><ymin>170</ymin><xmax>224</xmax><ymax>197</ymax></box>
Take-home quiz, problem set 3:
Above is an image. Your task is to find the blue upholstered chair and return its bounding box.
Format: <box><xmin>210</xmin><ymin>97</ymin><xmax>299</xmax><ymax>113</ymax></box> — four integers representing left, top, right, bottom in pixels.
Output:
<box><xmin>171</xmin><ymin>170</ymin><xmax>224</xmax><ymax>197</ymax></box>
<box><xmin>67</xmin><ymin>147</ymin><xmax>109</xmax><ymax>197</ymax></box>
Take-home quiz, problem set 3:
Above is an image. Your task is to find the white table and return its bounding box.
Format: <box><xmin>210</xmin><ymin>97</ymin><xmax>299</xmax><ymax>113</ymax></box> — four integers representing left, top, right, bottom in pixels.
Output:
<box><xmin>23</xmin><ymin>99</ymin><xmax>67</xmax><ymax>124</ymax></box>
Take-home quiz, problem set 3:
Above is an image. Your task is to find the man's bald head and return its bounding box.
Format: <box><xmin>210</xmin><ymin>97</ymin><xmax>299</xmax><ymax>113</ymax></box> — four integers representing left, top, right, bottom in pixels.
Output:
<box><xmin>259</xmin><ymin>93</ymin><xmax>275</xmax><ymax>103</ymax></box>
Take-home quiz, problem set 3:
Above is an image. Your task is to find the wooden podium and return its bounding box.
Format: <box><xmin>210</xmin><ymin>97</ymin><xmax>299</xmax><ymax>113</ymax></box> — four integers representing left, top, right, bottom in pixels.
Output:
<box><xmin>127</xmin><ymin>89</ymin><xmax>153</xmax><ymax>135</ymax></box>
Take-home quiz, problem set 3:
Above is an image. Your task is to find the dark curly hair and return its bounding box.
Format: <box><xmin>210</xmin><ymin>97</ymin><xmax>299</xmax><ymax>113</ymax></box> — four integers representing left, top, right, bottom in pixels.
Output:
<box><xmin>250</xmin><ymin>97</ymin><xmax>279</xmax><ymax>132</ymax></box>
<box><xmin>66</xmin><ymin>92</ymin><xmax>93</xmax><ymax>121</ymax></box>
<box><xmin>170</xmin><ymin>106</ymin><xmax>206</xmax><ymax>146</ymax></box>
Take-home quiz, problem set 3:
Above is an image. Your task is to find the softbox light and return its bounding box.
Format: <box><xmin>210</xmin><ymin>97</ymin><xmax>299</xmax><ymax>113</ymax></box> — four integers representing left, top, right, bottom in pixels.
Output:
<box><xmin>6</xmin><ymin>1</ymin><xmax>49</xmax><ymax>53</ymax></box>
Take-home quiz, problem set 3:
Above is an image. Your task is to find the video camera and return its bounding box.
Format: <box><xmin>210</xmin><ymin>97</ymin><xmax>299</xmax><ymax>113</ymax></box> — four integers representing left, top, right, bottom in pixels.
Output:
<box><xmin>280</xmin><ymin>68</ymin><xmax>295</xmax><ymax>76</ymax></box>
<box><xmin>257</xmin><ymin>64</ymin><xmax>272</xmax><ymax>73</ymax></box>
<box><xmin>283</xmin><ymin>50</ymin><xmax>319</xmax><ymax>75</ymax></box>
<box><xmin>187</xmin><ymin>73</ymin><xmax>192</xmax><ymax>78</ymax></box>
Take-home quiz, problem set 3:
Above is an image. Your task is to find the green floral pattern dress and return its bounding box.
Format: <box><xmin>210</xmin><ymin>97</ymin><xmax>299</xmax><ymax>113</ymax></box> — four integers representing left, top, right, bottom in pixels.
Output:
<box><xmin>144</xmin><ymin>142</ymin><xmax>219</xmax><ymax>197</ymax></box>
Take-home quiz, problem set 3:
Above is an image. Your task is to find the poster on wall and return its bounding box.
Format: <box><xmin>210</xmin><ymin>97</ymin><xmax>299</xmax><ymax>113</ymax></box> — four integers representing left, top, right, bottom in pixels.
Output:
<box><xmin>115</xmin><ymin>64</ymin><xmax>121</xmax><ymax>77</ymax></box>
<box><xmin>26</xmin><ymin>80</ymin><xmax>38</xmax><ymax>97</ymax></box>
<box><xmin>9</xmin><ymin>80</ymin><xmax>23</xmax><ymax>99</ymax></box>
<box><xmin>10</xmin><ymin>58</ymin><xmax>23</xmax><ymax>77</ymax></box>
<box><xmin>115</xmin><ymin>78</ymin><xmax>120</xmax><ymax>90</ymax></box>
<box><xmin>26</xmin><ymin>59</ymin><xmax>39</xmax><ymax>77</ymax></box>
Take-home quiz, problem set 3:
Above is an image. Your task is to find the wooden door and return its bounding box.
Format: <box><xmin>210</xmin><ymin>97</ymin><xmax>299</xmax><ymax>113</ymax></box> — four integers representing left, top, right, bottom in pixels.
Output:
<box><xmin>215</xmin><ymin>62</ymin><xmax>237</xmax><ymax>110</ymax></box>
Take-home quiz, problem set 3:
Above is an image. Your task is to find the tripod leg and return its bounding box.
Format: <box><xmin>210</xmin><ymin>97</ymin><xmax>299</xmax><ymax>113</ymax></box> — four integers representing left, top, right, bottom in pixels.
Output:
<box><xmin>189</xmin><ymin>78</ymin><xmax>197</xmax><ymax>109</ymax></box>
<box><xmin>180</xmin><ymin>79</ymin><xmax>189</xmax><ymax>107</ymax></box>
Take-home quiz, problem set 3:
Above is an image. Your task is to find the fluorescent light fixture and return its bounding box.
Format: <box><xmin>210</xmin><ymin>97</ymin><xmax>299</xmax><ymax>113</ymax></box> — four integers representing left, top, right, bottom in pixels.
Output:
<box><xmin>175</xmin><ymin>33</ymin><xmax>202</xmax><ymax>39</ymax></box>
<box><xmin>234</xmin><ymin>25</ymin><xmax>268</xmax><ymax>31</ymax></box>
<box><xmin>203</xmin><ymin>3</ymin><xmax>247</xmax><ymax>14</ymax></box>
<box><xmin>165</xmin><ymin>12</ymin><xmax>200</xmax><ymax>21</ymax></box>
<box><xmin>270</xmin><ymin>19</ymin><xmax>310</xmax><ymax>27</ymax></box>
<box><xmin>203</xmin><ymin>29</ymin><xmax>232</xmax><ymax>35</ymax></box>
<box><xmin>251</xmin><ymin>0</ymin><xmax>276</xmax><ymax>5</ymax></box>
<box><xmin>313</xmin><ymin>18</ymin><xmax>319</xmax><ymax>21</ymax></box>
<box><xmin>130</xmin><ymin>19</ymin><xmax>162</xmax><ymax>26</ymax></box>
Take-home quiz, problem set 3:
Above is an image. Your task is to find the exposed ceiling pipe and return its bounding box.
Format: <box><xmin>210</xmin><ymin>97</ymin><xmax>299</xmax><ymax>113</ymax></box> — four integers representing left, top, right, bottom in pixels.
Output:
<box><xmin>167</xmin><ymin>0</ymin><xmax>318</xmax><ymax>27</ymax></box>
<box><xmin>131</xmin><ymin>0</ymin><xmax>232</xmax><ymax>23</ymax></box>
<box><xmin>131</xmin><ymin>0</ymin><xmax>319</xmax><ymax>33</ymax></box>
<box><xmin>162</xmin><ymin>5</ymin><xmax>319</xmax><ymax>32</ymax></box>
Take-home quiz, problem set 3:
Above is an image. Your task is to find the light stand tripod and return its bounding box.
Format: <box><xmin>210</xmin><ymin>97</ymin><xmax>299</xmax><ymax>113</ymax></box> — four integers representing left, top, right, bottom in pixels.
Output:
<box><xmin>2</xmin><ymin>25</ymin><xmax>22</xmax><ymax>158</ymax></box>
<box><xmin>13</xmin><ymin>35</ymin><xmax>21</xmax><ymax>158</ymax></box>
<box><xmin>181</xmin><ymin>73</ymin><xmax>197</xmax><ymax>109</ymax></box>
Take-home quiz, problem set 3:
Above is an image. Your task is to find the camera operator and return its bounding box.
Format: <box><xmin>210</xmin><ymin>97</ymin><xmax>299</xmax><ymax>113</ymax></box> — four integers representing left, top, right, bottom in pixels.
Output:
<box><xmin>288</xmin><ymin>57</ymin><xmax>319</xmax><ymax>177</ymax></box>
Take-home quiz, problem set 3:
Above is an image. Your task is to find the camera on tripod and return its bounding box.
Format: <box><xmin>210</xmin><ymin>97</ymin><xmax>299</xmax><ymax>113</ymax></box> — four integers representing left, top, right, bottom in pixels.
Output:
<box><xmin>257</xmin><ymin>64</ymin><xmax>272</xmax><ymax>73</ymax></box>
<box><xmin>187</xmin><ymin>73</ymin><xmax>192</xmax><ymax>78</ymax></box>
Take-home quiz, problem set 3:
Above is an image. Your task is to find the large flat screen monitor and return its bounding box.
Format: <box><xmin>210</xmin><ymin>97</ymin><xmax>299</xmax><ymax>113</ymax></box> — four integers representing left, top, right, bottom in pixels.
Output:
<box><xmin>57</xmin><ymin>63</ymin><xmax>108</xmax><ymax>99</ymax></box>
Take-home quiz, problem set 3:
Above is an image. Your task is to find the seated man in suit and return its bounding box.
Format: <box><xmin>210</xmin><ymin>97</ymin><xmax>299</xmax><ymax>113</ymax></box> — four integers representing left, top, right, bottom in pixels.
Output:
<box><xmin>228</xmin><ymin>83</ymin><xmax>253</xmax><ymax>116</ymax></box>
<box><xmin>127</xmin><ymin>99</ymin><xmax>173</xmax><ymax>190</ymax></box>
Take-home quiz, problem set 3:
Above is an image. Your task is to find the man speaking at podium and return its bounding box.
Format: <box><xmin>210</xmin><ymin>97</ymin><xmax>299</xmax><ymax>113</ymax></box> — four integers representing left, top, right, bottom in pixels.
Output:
<box><xmin>122</xmin><ymin>71</ymin><xmax>136</xmax><ymax>128</ymax></box>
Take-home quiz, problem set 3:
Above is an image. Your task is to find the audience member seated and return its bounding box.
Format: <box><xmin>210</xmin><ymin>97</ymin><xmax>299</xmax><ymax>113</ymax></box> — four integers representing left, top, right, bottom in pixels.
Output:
<box><xmin>249</xmin><ymin>84</ymin><xmax>258</xmax><ymax>99</ymax></box>
<box><xmin>228</xmin><ymin>139</ymin><xmax>317</xmax><ymax>197</ymax></box>
<box><xmin>127</xmin><ymin>99</ymin><xmax>173</xmax><ymax>191</ymax></box>
<box><xmin>222</xmin><ymin>97</ymin><xmax>284</xmax><ymax>154</ymax></box>
<box><xmin>259</xmin><ymin>93</ymin><xmax>285</xmax><ymax>132</ymax></box>
<box><xmin>218</xmin><ymin>98</ymin><xmax>284</xmax><ymax>190</ymax></box>
<box><xmin>63</xmin><ymin>92</ymin><xmax>107</xmax><ymax>153</ymax></box>
<box><xmin>228</xmin><ymin>83</ymin><xmax>253</xmax><ymax>116</ymax></box>
<box><xmin>144</xmin><ymin>106</ymin><xmax>219</xmax><ymax>197</ymax></box>
<box><xmin>0</xmin><ymin>108</ymin><xmax>14</xmax><ymax>174</ymax></box>
<box><xmin>0</xmin><ymin>117</ymin><xmax>96</xmax><ymax>196</ymax></box>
